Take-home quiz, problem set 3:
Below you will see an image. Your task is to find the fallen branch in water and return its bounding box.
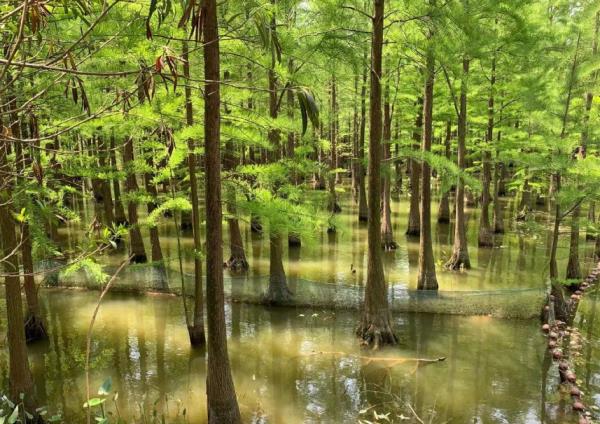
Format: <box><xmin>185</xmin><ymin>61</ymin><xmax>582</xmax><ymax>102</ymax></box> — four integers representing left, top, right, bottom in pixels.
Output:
<box><xmin>304</xmin><ymin>350</ymin><xmax>446</xmax><ymax>367</ymax></box>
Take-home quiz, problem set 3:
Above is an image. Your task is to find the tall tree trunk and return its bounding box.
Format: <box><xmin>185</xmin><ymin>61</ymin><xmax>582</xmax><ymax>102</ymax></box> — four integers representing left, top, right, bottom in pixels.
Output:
<box><xmin>9</xmin><ymin>100</ymin><xmax>47</xmax><ymax>342</ymax></box>
<box><xmin>203</xmin><ymin>1</ymin><xmax>242</xmax><ymax>420</ymax></box>
<box><xmin>478</xmin><ymin>57</ymin><xmax>495</xmax><ymax>247</ymax></box>
<box><xmin>381</xmin><ymin>81</ymin><xmax>396</xmax><ymax>250</ymax></box>
<box><xmin>437</xmin><ymin>120</ymin><xmax>451</xmax><ymax>224</ymax></box>
<box><xmin>123</xmin><ymin>136</ymin><xmax>147</xmax><ymax>263</ymax></box>
<box><xmin>144</xmin><ymin>151</ymin><xmax>168</xmax><ymax>291</ymax></box>
<box><xmin>328</xmin><ymin>76</ymin><xmax>341</xmax><ymax>215</ymax></box>
<box><xmin>492</xmin><ymin>159</ymin><xmax>504</xmax><ymax>233</ymax></box>
<box><xmin>110</xmin><ymin>135</ymin><xmax>128</xmax><ymax>226</ymax></box>
<box><xmin>417</xmin><ymin>42</ymin><xmax>439</xmax><ymax>290</ymax></box>
<box><xmin>406</xmin><ymin>100</ymin><xmax>422</xmax><ymax>236</ymax></box>
<box><xmin>352</xmin><ymin>74</ymin><xmax>360</xmax><ymax>200</ymax></box>
<box><xmin>182</xmin><ymin>40</ymin><xmax>206</xmax><ymax>347</ymax></box>
<box><xmin>0</xmin><ymin>129</ymin><xmax>35</xmax><ymax>407</ymax></box>
<box><xmin>566</xmin><ymin>204</ymin><xmax>582</xmax><ymax>279</ymax></box>
<box><xmin>357</xmin><ymin>58</ymin><xmax>369</xmax><ymax>222</ymax></box>
<box><xmin>357</xmin><ymin>0</ymin><xmax>397</xmax><ymax>348</ymax></box>
<box><xmin>223</xmin><ymin>130</ymin><xmax>249</xmax><ymax>271</ymax></box>
<box><xmin>287</xmin><ymin>61</ymin><xmax>301</xmax><ymax>247</ymax></box>
<box><xmin>549</xmin><ymin>33</ymin><xmax>581</xmax><ymax>319</ymax></box>
<box><xmin>567</xmin><ymin>17</ymin><xmax>598</xmax><ymax>277</ymax></box>
<box><xmin>446</xmin><ymin>58</ymin><xmax>471</xmax><ymax>270</ymax></box>
<box><xmin>394</xmin><ymin>119</ymin><xmax>403</xmax><ymax>195</ymax></box>
<box><xmin>98</xmin><ymin>137</ymin><xmax>115</xmax><ymax>226</ymax></box>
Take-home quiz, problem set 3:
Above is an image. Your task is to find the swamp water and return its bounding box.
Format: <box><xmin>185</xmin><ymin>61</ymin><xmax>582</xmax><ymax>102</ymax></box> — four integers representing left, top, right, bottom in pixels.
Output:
<box><xmin>1</xmin><ymin>193</ymin><xmax>599</xmax><ymax>422</ymax></box>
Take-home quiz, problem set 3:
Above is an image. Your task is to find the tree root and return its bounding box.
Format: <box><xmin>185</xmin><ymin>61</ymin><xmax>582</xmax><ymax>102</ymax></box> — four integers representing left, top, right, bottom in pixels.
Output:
<box><xmin>381</xmin><ymin>240</ymin><xmax>398</xmax><ymax>251</ymax></box>
<box><xmin>356</xmin><ymin>322</ymin><xmax>398</xmax><ymax>350</ymax></box>
<box><xmin>187</xmin><ymin>324</ymin><xmax>206</xmax><ymax>348</ymax></box>
<box><xmin>24</xmin><ymin>314</ymin><xmax>48</xmax><ymax>343</ymax></box>
<box><xmin>444</xmin><ymin>251</ymin><xmax>470</xmax><ymax>270</ymax></box>
<box><xmin>263</xmin><ymin>284</ymin><xmax>293</xmax><ymax>305</ymax></box>
<box><xmin>478</xmin><ymin>229</ymin><xmax>494</xmax><ymax>247</ymax></box>
<box><xmin>227</xmin><ymin>256</ymin><xmax>249</xmax><ymax>272</ymax></box>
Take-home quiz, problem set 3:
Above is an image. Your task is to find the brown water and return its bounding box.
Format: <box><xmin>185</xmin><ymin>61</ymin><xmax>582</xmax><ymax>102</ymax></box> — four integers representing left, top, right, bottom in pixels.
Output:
<box><xmin>1</xmin><ymin>192</ymin><xmax>599</xmax><ymax>422</ymax></box>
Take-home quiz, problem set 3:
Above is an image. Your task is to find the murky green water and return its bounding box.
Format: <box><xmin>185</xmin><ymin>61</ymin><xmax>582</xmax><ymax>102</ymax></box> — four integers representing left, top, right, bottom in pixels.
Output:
<box><xmin>2</xmin><ymin>191</ymin><xmax>599</xmax><ymax>422</ymax></box>
<box><xmin>59</xmin><ymin>192</ymin><xmax>597</xmax><ymax>292</ymax></box>
<box><xmin>0</xmin><ymin>289</ymin><xmax>552</xmax><ymax>423</ymax></box>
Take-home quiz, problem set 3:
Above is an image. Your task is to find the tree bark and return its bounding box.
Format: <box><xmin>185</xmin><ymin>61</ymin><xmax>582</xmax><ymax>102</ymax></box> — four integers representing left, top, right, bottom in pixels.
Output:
<box><xmin>182</xmin><ymin>39</ymin><xmax>205</xmax><ymax>347</ymax></box>
<box><xmin>144</xmin><ymin>150</ymin><xmax>168</xmax><ymax>291</ymax></box>
<box><xmin>98</xmin><ymin>137</ymin><xmax>115</xmax><ymax>226</ymax></box>
<box><xmin>265</xmin><ymin>231</ymin><xmax>292</xmax><ymax>304</ymax></box>
<box><xmin>123</xmin><ymin>137</ymin><xmax>147</xmax><ymax>263</ymax></box>
<box><xmin>203</xmin><ymin>1</ymin><xmax>242</xmax><ymax>420</ymax></box>
<box><xmin>381</xmin><ymin>81</ymin><xmax>396</xmax><ymax>250</ymax></box>
<box><xmin>566</xmin><ymin>204</ymin><xmax>581</xmax><ymax>280</ymax></box>
<box><xmin>446</xmin><ymin>58</ymin><xmax>471</xmax><ymax>270</ymax></box>
<box><xmin>223</xmin><ymin>130</ymin><xmax>249</xmax><ymax>271</ymax></box>
<box><xmin>109</xmin><ymin>135</ymin><xmax>128</xmax><ymax>226</ymax></box>
<box><xmin>357</xmin><ymin>58</ymin><xmax>369</xmax><ymax>222</ymax></box>
<box><xmin>437</xmin><ymin>120</ymin><xmax>451</xmax><ymax>224</ymax></box>
<box><xmin>328</xmin><ymin>76</ymin><xmax>341</xmax><ymax>216</ymax></box>
<box><xmin>357</xmin><ymin>0</ymin><xmax>397</xmax><ymax>348</ymax></box>
<box><xmin>10</xmin><ymin>101</ymin><xmax>47</xmax><ymax>342</ymax></box>
<box><xmin>406</xmin><ymin>100</ymin><xmax>422</xmax><ymax>236</ymax></box>
<box><xmin>417</xmin><ymin>43</ymin><xmax>438</xmax><ymax>290</ymax></box>
<box><xmin>478</xmin><ymin>57</ymin><xmax>495</xmax><ymax>247</ymax></box>
<box><xmin>0</xmin><ymin>128</ymin><xmax>35</xmax><ymax>406</ymax></box>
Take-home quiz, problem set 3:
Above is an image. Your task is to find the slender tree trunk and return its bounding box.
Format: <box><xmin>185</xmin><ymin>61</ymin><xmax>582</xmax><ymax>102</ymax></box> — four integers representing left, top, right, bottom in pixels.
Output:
<box><xmin>352</xmin><ymin>74</ymin><xmax>360</xmax><ymax>200</ymax></box>
<box><xmin>98</xmin><ymin>137</ymin><xmax>115</xmax><ymax>226</ymax></box>
<box><xmin>406</xmin><ymin>100</ymin><xmax>422</xmax><ymax>236</ymax></box>
<box><xmin>110</xmin><ymin>135</ymin><xmax>128</xmax><ymax>226</ymax></box>
<box><xmin>446</xmin><ymin>58</ymin><xmax>471</xmax><ymax>270</ymax></box>
<box><xmin>203</xmin><ymin>1</ymin><xmax>242</xmax><ymax>420</ymax></box>
<box><xmin>566</xmin><ymin>204</ymin><xmax>582</xmax><ymax>279</ymax></box>
<box><xmin>287</xmin><ymin>62</ymin><xmax>301</xmax><ymax>247</ymax></box>
<box><xmin>123</xmin><ymin>137</ymin><xmax>147</xmax><ymax>263</ymax></box>
<box><xmin>492</xmin><ymin>160</ymin><xmax>504</xmax><ymax>233</ymax></box>
<box><xmin>417</xmin><ymin>43</ymin><xmax>439</xmax><ymax>290</ymax></box>
<box><xmin>9</xmin><ymin>101</ymin><xmax>47</xmax><ymax>342</ymax></box>
<box><xmin>328</xmin><ymin>76</ymin><xmax>341</xmax><ymax>215</ymax></box>
<box><xmin>223</xmin><ymin>133</ymin><xmax>249</xmax><ymax>271</ymax></box>
<box><xmin>437</xmin><ymin>121</ymin><xmax>451</xmax><ymax>224</ymax></box>
<box><xmin>549</xmin><ymin>33</ymin><xmax>581</xmax><ymax>318</ymax></box>
<box><xmin>0</xmin><ymin>130</ymin><xmax>35</xmax><ymax>406</ymax></box>
<box><xmin>357</xmin><ymin>58</ymin><xmax>369</xmax><ymax>222</ymax></box>
<box><xmin>182</xmin><ymin>40</ymin><xmax>205</xmax><ymax>347</ymax></box>
<box><xmin>144</xmin><ymin>151</ymin><xmax>168</xmax><ymax>290</ymax></box>
<box><xmin>394</xmin><ymin>119</ymin><xmax>403</xmax><ymax>195</ymax></box>
<box><xmin>357</xmin><ymin>0</ymin><xmax>397</xmax><ymax>348</ymax></box>
<box><xmin>381</xmin><ymin>81</ymin><xmax>396</xmax><ymax>250</ymax></box>
<box><xmin>567</xmin><ymin>17</ymin><xmax>598</xmax><ymax>276</ymax></box>
<box><xmin>478</xmin><ymin>58</ymin><xmax>495</xmax><ymax>246</ymax></box>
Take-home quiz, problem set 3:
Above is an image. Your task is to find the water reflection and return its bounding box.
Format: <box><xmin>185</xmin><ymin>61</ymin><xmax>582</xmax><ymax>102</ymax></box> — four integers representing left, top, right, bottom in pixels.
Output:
<box><xmin>55</xmin><ymin>193</ymin><xmax>598</xmax><ymax>293</ymax></box>
<box><xmin>0</xmin><ymin>290</ymin><xmax>552</xmax><ymax>423</ymax></box>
